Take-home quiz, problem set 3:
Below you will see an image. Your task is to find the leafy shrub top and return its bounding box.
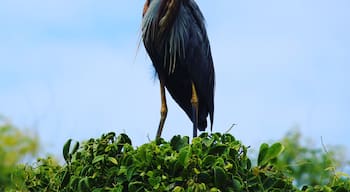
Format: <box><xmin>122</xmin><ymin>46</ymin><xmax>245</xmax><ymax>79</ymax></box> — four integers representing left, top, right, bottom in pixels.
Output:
<box><xmin>22</xmin><ymin>132</ymin><xmax>350</xmax><ymax>192</ymax></box>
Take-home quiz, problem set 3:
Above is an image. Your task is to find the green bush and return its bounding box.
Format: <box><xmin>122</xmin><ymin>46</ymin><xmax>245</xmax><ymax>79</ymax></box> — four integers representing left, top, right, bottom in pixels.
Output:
<box><xmin>23</xmin><ymin>132</ymin><xmax>296</xmax><ymax>191</ymax></box>
<box><xmin>276</xmin><ymin>129</ymin><xmax>350</xmax><ymax>191</ymax></box>
<box><xmin>0</xmin><ymin>117</ymin><xmax>38</xmax><ymax>191</ymax></box>
<box><xmin>18</xmin><ymin>132</ymin><xmax>350</xmax><ymax>191</ymax></box>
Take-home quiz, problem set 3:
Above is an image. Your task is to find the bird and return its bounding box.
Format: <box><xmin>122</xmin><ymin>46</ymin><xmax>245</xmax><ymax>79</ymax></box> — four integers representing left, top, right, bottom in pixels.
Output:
<box><xmin>141</xmin><ymin>0</ymin><xmax>215</xmax><ymax>138</ymax></box>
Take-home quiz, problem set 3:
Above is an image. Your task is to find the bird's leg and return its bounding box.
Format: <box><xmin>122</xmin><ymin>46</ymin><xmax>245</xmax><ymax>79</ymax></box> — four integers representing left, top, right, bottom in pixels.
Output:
<box><xmin>191</xmin><ymin>82</ymin><xmax>199</xmax><ymax>138</ymax></box>
<box><xmin>156</xmin><ymin>81</ymin><xmax>168</xmax><ymax>139</ymax></box>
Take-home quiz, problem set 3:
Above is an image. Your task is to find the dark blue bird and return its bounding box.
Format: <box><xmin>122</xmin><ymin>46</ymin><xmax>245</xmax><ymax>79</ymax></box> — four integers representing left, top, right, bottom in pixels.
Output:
<box><xmin>142</xmin><ymin>0</ymin><xmax>215</xmax><ymax>138</ymax></box>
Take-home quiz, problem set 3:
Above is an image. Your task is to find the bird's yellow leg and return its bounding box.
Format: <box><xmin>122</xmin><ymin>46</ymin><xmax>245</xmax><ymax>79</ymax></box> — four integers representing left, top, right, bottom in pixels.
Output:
<box><xmin>156</xmin><ymin>82</ymin><xmax>168</xmax><ymax>139</ymax></box>
<box><xmin>191</xmin><ymin>82</ymin><xmax>199</xmax><ymax>137</ymax></box>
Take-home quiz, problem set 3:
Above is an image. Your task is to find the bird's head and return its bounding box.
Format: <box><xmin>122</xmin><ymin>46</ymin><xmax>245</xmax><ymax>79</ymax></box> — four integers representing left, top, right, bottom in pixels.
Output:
<box><xmin>143</xmin><ymin>0</ymin><xmax>150</xmax><ymax>17</ymax></box>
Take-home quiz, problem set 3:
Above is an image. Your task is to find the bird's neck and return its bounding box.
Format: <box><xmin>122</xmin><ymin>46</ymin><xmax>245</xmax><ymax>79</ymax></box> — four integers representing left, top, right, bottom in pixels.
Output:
<box><xmin>158</xmin><ymin>0</ymin><xmax>183</xmax><ymax>33</ymax></box>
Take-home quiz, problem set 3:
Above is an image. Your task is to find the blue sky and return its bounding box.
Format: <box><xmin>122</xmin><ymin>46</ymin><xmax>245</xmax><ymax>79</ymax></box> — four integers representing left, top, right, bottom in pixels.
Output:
<box><xmin>0</xmin><ymin>0</ymin><xmax>349</xmax><ymax>161</ymax></box>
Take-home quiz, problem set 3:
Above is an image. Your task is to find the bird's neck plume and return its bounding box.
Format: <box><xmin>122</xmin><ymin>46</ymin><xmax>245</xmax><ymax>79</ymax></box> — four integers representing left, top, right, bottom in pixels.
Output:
<box><xmin>143</xmin><ymin>0</ymin><xmax>184</xmax><ymax>33</ymax></box>
<box><xmin>158</xmin><ymin>0</ymin><xmax>183</xmax><ymax>33</ymax></box>
<box><xmin>142</xmin><ymin>0</ymin><xmax>190</xmax><ymax>74</ymax></box>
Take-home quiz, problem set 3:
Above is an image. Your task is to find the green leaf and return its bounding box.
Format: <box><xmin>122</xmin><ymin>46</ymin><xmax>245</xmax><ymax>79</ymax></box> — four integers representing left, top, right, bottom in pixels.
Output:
<box><xmin>72</xmin><ymin>141</ymin><xmax>80</xmax><ymax>154</ymax></box>
<box><xmin>60</xmin><ymin>170</ymin><xmax>70</xmax><ymax>188</ymax></box>
<box><xmin>208</xmin><ymin>144</ymin><xmax>227</xmax><ymax>155</ymax></box>
<box><xmin>198</xmin><ymin>172</ymin><xmax>211</xmax><ymax>183</ymax></box>
<box><xmin>69</xmin><ymin>176</ymin><xmax>80</xmax><ymax>190</ymax></box>
<box><xmin>146</xmin><ymin>170</ymin><xmax>154</xmax><ymax>177</ymax></box>
<box><xmin>92</xmin><ymin>155</ymin><xmax>105</xmax><ymax>164</ymax></box>
<box><xmin>202</xmin><ymin>137</ymin><xmax>214</xmax><ymax>148</ymax></box>
<box><xmin>148</xmin><ymin>176</ymin><xmax>161</xmax><ymax>188</ymax></box>
<box><xmin>116</xmin><ymin>133</ymin><xmax>132</xmax><ymax>145</ymax></box>
<box><xmin>246</xmin><ymin>158</ymin><xmax>252</xmax><ymax>169</ymax></box>
<box><xmin>257</xmin><ymin>143</ymin><xmax>269</xmax><ymax>166</ymax></box>
<box><xmin>259</xmin><ymin>142</ymin><xmax>284</xmax><ymax>166</ymax></box>
<box><xmin>63</xmin><ymin>139</ymin><xmax>72</xmax><ymax>163</ymax></box>
<box><xmin>177</xmin><ymin>147</ymin><xmax>190</xmax><ymax>167</ymax></box>
<box><xmin>211</xmin><ymin>132</ymin><xmax>222</xmax><ymax>141</ymax></box>
<box><xmin>78</xmin><ymin>177</ymin><xmax>90</xmax><ymax>192</ymax></box>
<box><xmin>173</xmin><ymin>186</ymin><xmax>185</xmax><ymax>192</ymax></box>
<box><xmin>128</xmin><ymin>181</ymin><xmax>143</xmax><ymax>192</ymax></box>
<box><xmin>170</xmin><ymin>135</ymin><xmax>189</xmax><ymax>151</ymax></box>
<box><xmin>267</xmin><ymin>142</ymin><xmax>284</xmax><ymax>159</ymax></box>
<box><xmin>126</xmin><ymin>166</ymin><xmax>137</xmax><ymax>181</ymax></box>
<box><xmin>202</xmin><ymin>155</ymin><xmax>216</xmax><ymax>168</ymax></box>
<box><xmin>112</xmin><ymin>184</ymin><xmax>124</xmax><ymax>192</ymax></box>
<box><xmin>199</xmin><ymin>132</ymin><xmax>209</xmax><ymax>138</ymax></box>
<box><xmin>194</xmin><ymin>183</ymin><xmax>207</xmax><ymax>191</ymax></box>
<box><xmin>232</xmin><ymin>178</ymin><xmax>242</xmax><ymax>191</ymax></box>
<box><xmin>210</xmin><ymin>187</ymin><xmax>221</xmax><ymax>192</ymax></box>
<box><xmin>213</xmin><ymin>166</ymin><xmax>227</xmax><ymax>187</ymax></box>
<box><xmin>222</xmin><ymin>133</ymin><xmax>236</xmax><ymax>143</ymax></box>
<box><xmin>105</xmin><ymin>132</ymin><xmax>116</xmax><ymax>140</ymax></box>
<box><xmin>107</xmin><ymin>157</ymin><xmax>118</xmax><ymax>165</ymax></box>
